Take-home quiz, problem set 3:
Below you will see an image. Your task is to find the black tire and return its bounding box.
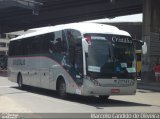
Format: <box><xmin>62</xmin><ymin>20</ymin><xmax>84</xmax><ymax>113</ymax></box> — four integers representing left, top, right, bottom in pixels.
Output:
<box><xmin>57</xmin><ymin>79</ymin><xmax>67</xmax><ymax>99</ymax></box>
<box><xmin>99</xmin><ymin>95</ymin><xmax>109</xmax><ymax>101</ymax></box>
<box><xmin>17</xmin><ymin>74</ymin><xmax>23</xmax><ymax>89</ymax></box>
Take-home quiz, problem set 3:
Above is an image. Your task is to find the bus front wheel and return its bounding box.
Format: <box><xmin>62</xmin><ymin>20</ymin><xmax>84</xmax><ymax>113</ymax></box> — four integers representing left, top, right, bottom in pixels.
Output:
<box><xmin>57</xmin><ymin>79</ymin><xmax>67</xmax><ymax>99</ymax></box>
<box><xmin>99</xmin><ymin>95</ymin><xmax>109</xmax><ymax>101</ymax></box>
<box><xmin>17</xmin><ymin>74</ymin><xmax>23</xmax><ymax>89</ymax></box>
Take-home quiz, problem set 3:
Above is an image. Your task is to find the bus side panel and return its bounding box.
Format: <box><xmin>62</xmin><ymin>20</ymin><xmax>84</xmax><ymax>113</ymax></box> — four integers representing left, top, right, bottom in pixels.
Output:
<box><xmin>8</xmin><ymin>56</ymin><xmax>79</xmax><ymax>94</ymax></box>
<box><xmin>26</xmin><ymin>56</ymin><xmax>79</xmax><ymax>94</ymax></box>
<box><xmin>8</xmin><ymin>58</ymin><xmax>17</xmax><ymax>83</ymax></box>
<box><xmin>27</xmin><ymin>58</ymin><xmax>40</xmax><ymax>87</ymax></box>
<box><xmin>8</xmin><ymin>57</ymin><xmax>30</xmax><ymax>85</ymax></box>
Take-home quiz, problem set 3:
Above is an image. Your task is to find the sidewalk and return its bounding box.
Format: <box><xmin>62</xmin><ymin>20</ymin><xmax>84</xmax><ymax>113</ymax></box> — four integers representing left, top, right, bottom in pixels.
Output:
<box><xmin>0</xmin><ymin>77</ymin><xmax>31</xmax><ymax>113</ymax></box>
<box><xmin>137</xmin><ymin>81</ymin><xmax>160</xmax><ymax>92</ymax></box>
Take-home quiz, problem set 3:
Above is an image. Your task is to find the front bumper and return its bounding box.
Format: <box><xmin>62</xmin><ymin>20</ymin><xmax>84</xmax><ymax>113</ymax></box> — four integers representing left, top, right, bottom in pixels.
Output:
<box><xmin>80</xmin><ymin>78</ymin><xmax>137</xmax><ymax>96</ymax></box>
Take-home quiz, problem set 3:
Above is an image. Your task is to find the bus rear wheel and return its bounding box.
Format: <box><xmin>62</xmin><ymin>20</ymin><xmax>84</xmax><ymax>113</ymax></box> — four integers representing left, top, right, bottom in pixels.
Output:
<box><xmin>57</xmin><ymin>79</ymin><xmax>67</xmax><ymax>99</ymax></box>
<box><xmin>17</xmin><ymin>74</ymin><xmax>23</xmax><ymax>89</ymax></box>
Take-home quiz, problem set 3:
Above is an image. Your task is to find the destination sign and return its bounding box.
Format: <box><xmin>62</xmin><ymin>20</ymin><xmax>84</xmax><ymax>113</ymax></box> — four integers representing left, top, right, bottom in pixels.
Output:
<box><xmin>112</xmin><ymin>36</ymin><xmax>132</xmax><ymax>44</ymax></box>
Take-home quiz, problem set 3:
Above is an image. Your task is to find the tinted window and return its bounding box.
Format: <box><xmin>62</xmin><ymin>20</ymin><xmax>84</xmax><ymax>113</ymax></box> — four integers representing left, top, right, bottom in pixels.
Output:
<box><xmin>46</xmin><ymin>31</ymin><xmax>67</xmax><ymax>54</ymax></box>
<box><xmin>66</xmin><ymin>29</ymin><xmax>83</xmax><ymax>74</ymax></box>
<box><xmin>22</xmin><ymin>38</ymin><xmax>29</xmax><ymax>55</ymax></box>
<box><xmin>9</xmin><ymin>31</ymin><xmax>67</xmax><ymax>56</ymax></box>
<box><xmin>0</xmin><ymin>43</ymin><xmax>6</xmax><ymax>47</ymax></box>
<box><xmin>10</xmin><ymin>34</ymin><xmax>53</xmax><ymax>56</ymax></box>
<box><xmin>9</xmin><ymin>40</ymin><xmax>23</xmax><ymax>56</ymax></box>
<box><xmin>28</xmin><ymin>35</ymin><xmax>44</xmax><ymax>54</ymax></box>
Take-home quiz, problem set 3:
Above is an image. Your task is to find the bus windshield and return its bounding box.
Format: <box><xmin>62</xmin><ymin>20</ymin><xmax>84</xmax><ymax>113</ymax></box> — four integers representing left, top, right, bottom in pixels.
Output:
<box><xmin>86</xmin><ymin>34</ymin><xmax>136</xmax><ymax>79</ymax></box>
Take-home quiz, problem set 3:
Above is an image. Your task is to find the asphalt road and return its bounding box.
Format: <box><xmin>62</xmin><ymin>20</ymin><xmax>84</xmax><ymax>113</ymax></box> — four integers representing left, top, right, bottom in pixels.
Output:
<box><xmin>0</xmin><ymin>76</ymin><xmax>160</xmax><ymax>115</ymax></box>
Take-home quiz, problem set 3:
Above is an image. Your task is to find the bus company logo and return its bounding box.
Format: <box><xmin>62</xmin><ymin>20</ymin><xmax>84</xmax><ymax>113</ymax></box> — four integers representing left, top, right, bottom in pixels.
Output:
<box><xmin>13</xmin><ymin>59</ymin><xmax>25</xmax><ymax>66</ymax></box>
<box><xmin>112</xmin><ymin>36</ymin><xmax>132</xmax><ymax>44</ymax></box>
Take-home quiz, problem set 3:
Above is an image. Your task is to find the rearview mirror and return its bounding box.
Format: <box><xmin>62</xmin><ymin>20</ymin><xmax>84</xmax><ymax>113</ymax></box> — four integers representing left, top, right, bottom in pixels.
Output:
<box><xmin>142</xmin><ymin>42</ymin><xmax>147</xmax><ymax>54</ymax></box>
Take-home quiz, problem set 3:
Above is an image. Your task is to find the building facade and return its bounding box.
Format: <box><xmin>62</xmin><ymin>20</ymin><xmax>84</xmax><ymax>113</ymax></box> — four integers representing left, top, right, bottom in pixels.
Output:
<box><xmin>0</xmin><ymin>33</ymin><xmax>10</xmax><ymax>55</ymax></box>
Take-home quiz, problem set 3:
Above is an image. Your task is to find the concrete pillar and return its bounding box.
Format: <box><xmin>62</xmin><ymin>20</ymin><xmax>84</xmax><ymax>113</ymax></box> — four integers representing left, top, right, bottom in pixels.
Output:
<box><xmin>0</xmin><ymin>25</ymin><xmax>2</xmax><ymax>34</ymax></box>
<box><xmin>0</xmin><ymin>24</ymin><xmax>5</xmax><ymax>34</ymax></box>
<box><xmin>142</xmin><ymin>0</ymin><xmax>160</xmax><ymax>82</ymax></box>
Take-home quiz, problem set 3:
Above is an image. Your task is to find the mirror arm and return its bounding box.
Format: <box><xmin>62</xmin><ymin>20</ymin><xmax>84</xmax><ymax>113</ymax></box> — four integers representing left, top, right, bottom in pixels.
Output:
<box><xmin>132</xmin><ymin>40</ymin><xmax>144</xmax><ymax>46</ymax></box>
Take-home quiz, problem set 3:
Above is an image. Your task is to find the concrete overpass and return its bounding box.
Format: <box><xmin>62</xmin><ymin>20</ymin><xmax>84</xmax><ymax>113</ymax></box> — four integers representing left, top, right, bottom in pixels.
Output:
<box><xmin>0</xmin><ymin>0</ymin><xmax>142</xmax><ymax>33</ymax></box>
<box><xmin>0</xmin><ymin>0</ymin><xmax>160</xmax><ymax>83</ymax></box>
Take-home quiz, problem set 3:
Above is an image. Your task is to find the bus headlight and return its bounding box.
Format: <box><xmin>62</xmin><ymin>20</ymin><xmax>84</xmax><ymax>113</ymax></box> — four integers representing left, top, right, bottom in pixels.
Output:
<box><xmin>91</xmin><ymin>79</ymin><xmax>101</xmax><ymax>86</ymax></box>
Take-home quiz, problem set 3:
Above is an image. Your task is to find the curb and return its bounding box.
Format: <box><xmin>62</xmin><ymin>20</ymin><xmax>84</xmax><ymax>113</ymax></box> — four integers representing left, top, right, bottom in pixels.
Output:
<box><xmin>137</xmin><ymin>82</ymin><xmax>160</xmax><ymax>92</ymax></box>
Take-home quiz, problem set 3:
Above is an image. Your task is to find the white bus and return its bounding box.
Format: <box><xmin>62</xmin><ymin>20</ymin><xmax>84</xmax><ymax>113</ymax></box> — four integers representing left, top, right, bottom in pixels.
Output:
<box><xmin>8</xmin><ymin>22</ymin><xmax>137</xmax><ymax>100</ymax></box>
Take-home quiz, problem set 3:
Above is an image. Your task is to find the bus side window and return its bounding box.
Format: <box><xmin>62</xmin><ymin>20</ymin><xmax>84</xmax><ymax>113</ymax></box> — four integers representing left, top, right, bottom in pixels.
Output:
<box><xmin>10</xmin><ymin>39</ymin><xmax>27</xmax><ymax>56</ymax></box>
<box><xmin>54</xmin><ymin>31</ymin><xmax>67</xmax><ymax>53</ymax></box>
<box><xmin>62</xmin><ymin>30</ymin><xmax>68</xmax><ymax>52</ymax></box>
<box><xmin>43</xmin><ymin>33</ymin><xmax>55</xmax><ymax>54</ymax></box>
<box><xmin>29</xmin><ymin>36</ymin><xmax>41</xmax><ymax>54</ymax></box>
<box><xmin>46</xmin><ymin>31</ymin><xmax>67</xmax><ymax>54</ymax></box>
<box><xmin>66</xmin><ymin>30</ymin><xmax>75</xmax><ymax>65</ymax></box>
<box><xmin>23</xmin><ymin>38</ymin><xmax>30</xmax><ymax>56</ymax></box>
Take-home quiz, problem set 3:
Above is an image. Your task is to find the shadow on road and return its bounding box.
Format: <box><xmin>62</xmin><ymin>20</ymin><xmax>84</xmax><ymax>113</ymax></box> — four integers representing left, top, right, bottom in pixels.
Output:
<box><xmin>66</xmin><ymin>95</ymin><xmax>152</xmax><ymax>109</ymax></box>
<box><xmin>12</xmin><ymin>86</ymin><xmax>152</xmax><ymax>109</ymax></box>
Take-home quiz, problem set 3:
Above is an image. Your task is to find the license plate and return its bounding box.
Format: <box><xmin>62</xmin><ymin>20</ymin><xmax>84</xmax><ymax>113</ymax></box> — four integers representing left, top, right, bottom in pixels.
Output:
<box><xmin>111</xmin><ymin>89</ymin><xmax>120</xmax><ymax>93</ymax></box>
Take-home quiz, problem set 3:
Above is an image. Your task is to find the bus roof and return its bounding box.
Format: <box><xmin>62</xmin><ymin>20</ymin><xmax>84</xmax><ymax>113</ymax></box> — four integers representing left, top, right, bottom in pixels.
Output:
<box><xmin>11</xmin><ymin>22</ymin><xmax>131</xmax><ymax>41</ymax></box>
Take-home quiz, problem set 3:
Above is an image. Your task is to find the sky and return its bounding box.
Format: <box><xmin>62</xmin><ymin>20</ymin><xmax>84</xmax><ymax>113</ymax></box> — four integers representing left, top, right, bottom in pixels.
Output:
<box><xmin>85</xmin><ymin>13</ymin><xmax>142</xmax><ymax>23</ymax></box>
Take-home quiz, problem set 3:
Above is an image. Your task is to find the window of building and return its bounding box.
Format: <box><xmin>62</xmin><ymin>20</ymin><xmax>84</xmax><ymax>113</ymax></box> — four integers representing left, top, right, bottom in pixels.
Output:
<box><xmin>0</xmin><ymin>51</ymin><xmax>6</xmax><ymax>55</ymax></box>
<box><xmin>8</xmin><ymin>34</ymin><xmax>19</xmax><ymax>39</ymax></box>
<box><xmin>0</xmin><ymin>43</ymin><xmax>6</xmax><ymax>47</ymax></box>
<box><xmin>0</xmin><ymin>34</ymin><xmax>6</xmax><ymax>38</ymax></box>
